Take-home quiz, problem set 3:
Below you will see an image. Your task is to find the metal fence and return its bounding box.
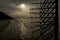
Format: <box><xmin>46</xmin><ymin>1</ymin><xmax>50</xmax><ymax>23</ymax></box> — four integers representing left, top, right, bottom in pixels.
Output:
<box><xmin>30</xmin><ymin>0</ymin><xmax>58</xmax><ymax>40</ymax></box>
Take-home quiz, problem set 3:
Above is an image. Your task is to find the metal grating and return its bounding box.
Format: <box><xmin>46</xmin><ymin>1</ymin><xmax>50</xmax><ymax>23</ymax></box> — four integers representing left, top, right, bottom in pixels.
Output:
<box><xmin>29</xmin><ymin>0</ymin><xmax>58</xmax><ymax>40</ymax></box>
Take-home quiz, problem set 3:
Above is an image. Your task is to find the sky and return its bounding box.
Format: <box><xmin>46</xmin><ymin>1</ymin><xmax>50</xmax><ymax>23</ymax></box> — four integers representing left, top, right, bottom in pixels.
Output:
<box><xmin>0</xmin><ymin>0</ymin><xmax>32</xmax><ymax>18</ymax></box>
<box><xmin>0</xmin><ymin>0</ymin><xmax>40</xmax><ymax>18</ymax></box>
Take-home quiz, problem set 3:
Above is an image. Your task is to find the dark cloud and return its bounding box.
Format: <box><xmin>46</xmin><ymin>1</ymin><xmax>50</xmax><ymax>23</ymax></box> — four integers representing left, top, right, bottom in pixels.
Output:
<box><xmin>0</xmin><ymin>0</ymin><xmax>20</xmax><ymax>14</ymax></box>
<box><xmin>0</xmin><ymin>0</ymin><xmax>32</xmax><ymax>18</ymax></box>
<box><xmin>0</xmin><ymin>0</ymin><xmax>30</xmax><ymax>13</ymax></box>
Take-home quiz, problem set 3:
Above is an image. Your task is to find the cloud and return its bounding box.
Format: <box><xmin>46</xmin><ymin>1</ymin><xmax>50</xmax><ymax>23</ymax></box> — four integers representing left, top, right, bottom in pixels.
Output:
<box><xmin>0</xmin><ymin>0</ymin><xmax>21</xmax><ymax>13</ymax></box>
<box><xmin>0</xmin><ymin>0</ymin><xmax>31</xmax><ymax>18</ymax></box>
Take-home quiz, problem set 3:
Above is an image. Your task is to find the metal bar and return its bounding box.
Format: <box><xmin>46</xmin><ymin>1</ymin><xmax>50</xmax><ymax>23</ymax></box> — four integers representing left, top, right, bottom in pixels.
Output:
<box><xmin>55</xmin><ymin>0</ymin><xmax>58</xmax><ymax>40</ymax></box>
<box><xmin>30</xmin><ymin>7</ymin><xmax>55</xmax><ymax>10</ymax></box>
<box><xmin>29</xmin><ymin>2</ymin><xmax>54</xmax><ymax>4</ymax></box>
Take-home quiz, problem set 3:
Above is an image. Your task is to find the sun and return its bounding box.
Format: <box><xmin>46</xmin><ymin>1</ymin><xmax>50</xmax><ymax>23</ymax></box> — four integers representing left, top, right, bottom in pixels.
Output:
<box><xmin>20</xmin><ymin>3</ymin><xmax>26</xmax><ymax>8</ymax></box>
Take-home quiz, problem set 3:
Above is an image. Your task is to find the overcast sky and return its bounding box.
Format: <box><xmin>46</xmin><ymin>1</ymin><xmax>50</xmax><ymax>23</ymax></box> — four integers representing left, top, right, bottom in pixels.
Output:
<box><xmin>0</xmin><ymin>0</ymin><xmax>31</xmax><ymax>18</ymax></box>
<box><xmin>0</xmin><ymin>0</ymin><xmax>40</xmax><ymax>18</ymax></box>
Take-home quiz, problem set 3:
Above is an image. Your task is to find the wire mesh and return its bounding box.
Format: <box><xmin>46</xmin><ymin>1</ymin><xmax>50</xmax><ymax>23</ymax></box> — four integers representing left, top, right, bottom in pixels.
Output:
<box><xmin>29</xmin><ymin>0</ymin><xmax>57</xmax><ymax>40</ymax></box>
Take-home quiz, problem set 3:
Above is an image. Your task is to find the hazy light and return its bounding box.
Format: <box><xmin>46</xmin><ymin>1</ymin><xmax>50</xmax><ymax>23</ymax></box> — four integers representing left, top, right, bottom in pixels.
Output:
<box><xmin>17</xmin><ymin>3</ymin><xmax>26</xmax><ymax>9</ymax></box>
<box><xmin>20</xmin><ymin>3</ymin><xmax>26</xmax><ymax>8</ymax></box>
